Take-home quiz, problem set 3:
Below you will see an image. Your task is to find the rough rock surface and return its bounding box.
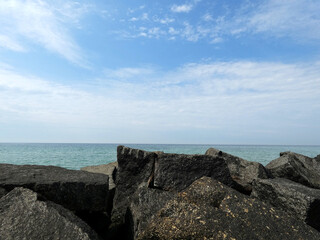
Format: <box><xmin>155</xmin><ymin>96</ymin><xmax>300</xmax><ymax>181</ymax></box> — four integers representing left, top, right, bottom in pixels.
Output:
<box><xmin>128</xmin><ymin>187</ymin><xmax>176</xmax><ymax>239</ymax></box>
<box><xmin>266</xmin><ymin>151</ymin><xmax>320</xmax><ymax>189</ymax></box>
<box><xmin>110</xmin><ymin>146</ymin><xmax>157</xmax><ymax>231</ymax></box>
<box><xmin>251</xmin><ymin>178</ymin><xmax>320</xmax><ymax>231</ymax></box>
<box><xmin>138</xmin><ymin>177</ymin><xmax>320</xmax><ymax>240</ymax></box>
<box><xmin>0</xmin><ymin>163</ymin><xmax>109</xmax><ymax>212</ymax></box>
<box><xmin>205</xmin><ymin>147</ymin><xmax>270</xmax><ymax>193</ymax></box>
<box><xmin>81</xmin><ymin>162</ymin><xmax>118</xmax><ymax>190</ymax></box>
<box><xmin>0</xmin><ymin>187</ymin><xmax>7</xmax><ymax>199</ymax></box>
<box><xmin>153</xmin><ymin>152</ymin><xmax>237</xmax><ymax>191</ymax></box>
<box><xmin>0</xmin><ymin>187</ymin><xmax>100</xmax><ymax>240</ymax></box>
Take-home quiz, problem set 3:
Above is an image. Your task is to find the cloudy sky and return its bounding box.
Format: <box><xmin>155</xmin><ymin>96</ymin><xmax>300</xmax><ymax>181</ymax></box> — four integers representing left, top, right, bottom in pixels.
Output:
<box><xmin>0</xmin><ymin>0</ymin><xmax>319</xmax><ymax>144</ymax></box>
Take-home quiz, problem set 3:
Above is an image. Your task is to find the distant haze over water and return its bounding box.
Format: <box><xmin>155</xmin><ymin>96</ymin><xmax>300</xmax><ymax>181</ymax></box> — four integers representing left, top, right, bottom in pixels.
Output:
<box><xmin>0</xmin><ymin>143</ymin><xmax>319</xmax><ymax>170</ymax></box>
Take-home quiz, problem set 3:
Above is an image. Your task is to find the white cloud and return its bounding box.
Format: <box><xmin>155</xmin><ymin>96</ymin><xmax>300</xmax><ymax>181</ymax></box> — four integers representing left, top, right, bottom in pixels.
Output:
<box><xmin>171</xmin><ymin>4</ymin><xmax>193</xmax><ymax>13</ymax></box>
<box><xmin>0</xmin><ymin>0</ymin><xmax>91</xmax><ymax>66</ymax></box>
<box><xmin>121</xmin><ymin>0</ymin><xmax>320</xmax><ymax>44</ymax></box>
<box><xmin>202</xmin><ymin>13</ymin><xmax>213</xmax><ymax>22</ymax></box>
<box><xmin>248</xmin><ymin>0</ymin><xmax>320</xmax><ymax>41</ymax></box>
<box><xmin>1</xmin><ymin>60</ymin><xmax>320</xmax><ymax>143</ymax></box>
<box><xmin>0</xmin><ymin>34</ymin><xmax>26</xmax><ymax>52</ymax></box>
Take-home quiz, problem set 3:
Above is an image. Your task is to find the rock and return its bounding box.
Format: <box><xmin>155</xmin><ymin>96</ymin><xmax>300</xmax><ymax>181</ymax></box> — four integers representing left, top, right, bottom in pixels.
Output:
<box><xmin>315</xmin><ymin>154</ymin><xmax>320</xmax><ymax>161</ymax></box>
<box><xmin>0</xmin><ymin>187</ymin><xmax>100</xmax><ymax>240</ymax></box>
<box><xmin>128</xmin><ymin>187</ymin><xmax>176</xmax><ymax>239</ymax></box>
<box><xmin>251</xmin><ymin>178</ymin><xmax>320</xmax><ymax>231</ymax></box>
<box><xmin>0</xmin><ymin>164</ymin><xmax>111</xmax><ymax>238</ymax></box>
<box><xmin>111</xmin><ymin>146</ymin><xmax>238</xmax><ymax>235</ymax></box>
<box><xmin>153</xmin><ymin>152</ymin><xmax>237</xmax><ymax>192</ymax></box>
<box><xmin>205</xmin><ymin>147</ymin><xmax>270</xmax><ymax>193</ymax></box>
<box><xmin>266</xmin><ymin>151</ymin><xmax>320</xmax><ymax>189</ymax></box>
<box><xmin>81</xmin><ymin>162</ymin><xmax>118</xmax><ymax>190</ymax></box>
<box><xmin>138</xmin><ymin>177</ymin><xmax>320</xmax><ymax>240</ymax></box>
<box><xmin>0</xmin><ymin>163</ymin><xmax>109</xmax><ymax>212</ymax></box>
<box><xmin>0</xmin><ymin>187</ymin><xmax>7</xmax><ymax>199</ymax></box>
<box><xmin>110</xmin><ymin>146</ymin><xmax>157</xmax><ymax>233</ymax></box>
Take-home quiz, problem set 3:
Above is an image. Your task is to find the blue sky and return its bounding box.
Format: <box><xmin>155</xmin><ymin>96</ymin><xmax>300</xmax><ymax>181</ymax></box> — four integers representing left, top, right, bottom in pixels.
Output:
<box><xmin>0</xmin><ymin>0</ymin><xmax>320</xmax><ymax>144</ymax></box>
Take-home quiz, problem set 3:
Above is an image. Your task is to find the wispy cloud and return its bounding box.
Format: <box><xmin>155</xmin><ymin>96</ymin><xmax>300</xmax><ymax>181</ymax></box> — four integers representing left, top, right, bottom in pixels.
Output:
<box><xmin>0</xmin><ymin>34</ymin><xmax>26</xmax><ymax>52</ymax></box>
<box><xmin>1</xmin><ymin>60</ymin><xmax>319</xmax><ymax>143</ymax></box>
<box><xmin>171</xmin><ymin>4</ymin><xmax>193</xmax><ymax>13</ymax></box>
<box><xmin>248</xmin><ymin>0</ymin><xmax>320</xmax><ymax>41</ymax></box>
<box><xmin>0</xmin><ymin>0</ymin><xmax>91</xmax><ymax>67</ymax></box>
<box><xmin>119</xmin><ymin>0</ymin><xmax>320</xmax><ymax>44</ymax></box>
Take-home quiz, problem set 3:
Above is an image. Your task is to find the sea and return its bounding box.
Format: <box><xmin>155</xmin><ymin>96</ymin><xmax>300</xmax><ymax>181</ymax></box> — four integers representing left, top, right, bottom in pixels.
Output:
<box><xmin>0</xmin><ymin>143</ymin><xmax>319</xmax><ymax>170</ymax></box>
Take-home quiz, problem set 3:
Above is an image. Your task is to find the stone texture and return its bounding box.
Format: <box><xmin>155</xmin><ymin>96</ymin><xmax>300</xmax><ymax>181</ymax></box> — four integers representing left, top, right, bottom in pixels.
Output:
<box><xmin>138</xmin><ymin>177</ymin><xmax>320</xmax><ymax>240</ymax></box>
<box><xmin>266</xmin><ymin>151</ymin><xmax>320</xmax><ymax>189</ymax></box>
<box><xmin>205</xmin><ymin>147</ymin><xmax>270</xmax><ymax>193</ymax></box>
<box><xmin>153</xmin><ymin>152</ymin><xmax>237</xmax><ymax>192</ymax></box>
<box><xmin>81</xmin><ymin>162</ymin><xmax>118</xmax><ymax>190</ymax></box>
<box><xmin>128</xmin><ymin>187</ymin><xmax>176</xmax><ymax>239</ymax></box>
<box><xmin>0</xmin><ymin>187</ymin><xmax>7</xmax><ymax>199</ymax></box>
<box><xmin>0</xmin><ymin>163</ymin><xmax>109</xmax><ymax>212</ymax></box>
<box><xmin>0</xmin><ymin>187</ymin><xmax>100</xmax><ymax>240</ymax></box>
<box><xmin>110</xmin><ymin>146</ymin><xmax>157</xmax><ymax>231</ymax></box>
<box><xmin>252</xmin><ymin>178</ymin><xmax>320</xmax><ymax>231</ymax></box>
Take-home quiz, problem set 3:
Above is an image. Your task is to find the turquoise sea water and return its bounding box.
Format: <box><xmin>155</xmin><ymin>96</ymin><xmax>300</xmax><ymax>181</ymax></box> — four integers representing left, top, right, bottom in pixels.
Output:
<box><xmin>0</xmin><ymin>143</ymin><xmax>319</xmax><ymax>170</ymax></box>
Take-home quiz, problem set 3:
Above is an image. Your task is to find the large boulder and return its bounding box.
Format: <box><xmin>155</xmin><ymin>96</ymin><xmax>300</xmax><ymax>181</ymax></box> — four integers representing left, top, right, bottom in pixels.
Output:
<box><xmin>81</xmin><ymin>162</ymin><xmax>118</xmax><ymax>190</ymax></box>
<box><xmin>251</xmin><ymin>178</ymin><xmax>320</xmax><ymax>231</ymax></box>
<box><xmin>153</xmin><ymin>152</ymin><xmax>237</xmax><ymax>191</ymax></box>
<box><xmin>138</xmin><ymin>177</ymin><xmax>320</xmax><ymax>240</ymax></box>
<box><xmin>266</xmin><ymin>151</ymin><xmax>320</xmax><ymax>189</ymax></box>
<box><xmin>0</xmin><ymin>187</ymin><xmax>100</xmax><ymax>240</ymax></box>
<box><xmin>0</xmin><ymin>164</ymin><xmax>109</xmax><ymax>212</ymax></box>
<box><xmin>110</xmin><ymin>146</ymin><xmax>157</xmax><ymax>232</ymax></box>
<box><xmin>111</xmin><ymin>146</ymin><xmax>238</xmax><ymax>238</ymax></box>
<box><xmin>205</xmin><ymin>147</ymin><xmax>270</xmax><ymax>193</ymax></box>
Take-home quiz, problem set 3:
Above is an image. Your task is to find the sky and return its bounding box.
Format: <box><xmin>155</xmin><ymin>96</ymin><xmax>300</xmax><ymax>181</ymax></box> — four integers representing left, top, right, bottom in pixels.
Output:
<box><xmin>0</xmin><ymin>0</ymin><xmax>320</xmax><ymax>145</ymax></box>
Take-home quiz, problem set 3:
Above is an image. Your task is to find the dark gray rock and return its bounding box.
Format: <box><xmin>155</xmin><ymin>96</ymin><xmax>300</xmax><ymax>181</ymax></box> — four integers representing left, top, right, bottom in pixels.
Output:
<box><xmin>0</xmin><ymin>163</ymin><xmax>109</xmax><ymax>212</ymax></box>
<box><xmin>128</xmin><ymin>187</ymin><xmax>176</xmax><ymax>239</ymax></box>
<box><xmin>0</xmin><ymin>187</ymin><xmax>100</xmax><ymax>240</ymax></box>
<box><xmin>205</xmin><ymin>147</ymin><xmax>270</xmax><ymax>193</ymax></box>
<box><xmin>315</xmin><ymin>154</ymin><xmax>320</xmax><ymax>161</ymax></box>
<box><xmin>81</xmin><ymin>162</ymin><xmax>118</xmax><ymax>190</ymax></box>
<box><xmin>0</xmin><ymin>187</ymin><xmax>7</xmax><ymax>199</ymax></box>
<box><xmin>111</xmin><ymin>145</ymin><xmax>238</xmax><ymax>236</ymax></box>
<box><xmin>266</xmin><ymin>151</ymin><xmax>320</xmax><ymax>189</ymax></box>
<box><xmin>138</xmin><ymin>177</ymin><xmax>320</xmax><ymax>240</ymax></box>
<box><xmin>153</xmin><ymin>152</ymin><xmax>237</xmax><ymax>192</ymax></box>
<box><xmin>110</xmin><ymin>146</ymin><xmax>157</xmax><ymax>233</ymax></box>
<box><xmin>251</xmin><ymin>178</ymin><xmax>320</xmax><ymax>231</ymax></box>
<box><xmin>0</xmin><ymin>164</ymin><xmax>110</xmax><ymax>239</ymax></box>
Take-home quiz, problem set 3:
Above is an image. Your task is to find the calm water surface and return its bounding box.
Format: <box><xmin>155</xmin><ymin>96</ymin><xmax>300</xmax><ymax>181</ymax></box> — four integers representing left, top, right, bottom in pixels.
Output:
<box><xmin>0</xmin><ymin>143</ymin><xmax>319</xmax><ymax>170</ymax></box>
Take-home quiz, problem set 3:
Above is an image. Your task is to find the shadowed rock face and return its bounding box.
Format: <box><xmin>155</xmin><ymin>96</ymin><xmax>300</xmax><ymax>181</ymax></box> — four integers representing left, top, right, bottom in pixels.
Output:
<box><xmin>137</xmin><ymin>177</ymin><xmax>320</xmax><ymax>240</ymax></box>
<box><xmin>266</xmin><ymin>151</ymin><xmax>320</xmax><ymax>189</ymax></box>
<box><xmin>153</xmin><ymin>152</ymin><xmax>237</xmax><ymax>192</ymax></box>
<box><xmin>252</xmin><ymin>178</ymin><xmax>320</xmax><ymax>231</ymax></box>
<box><xmin>0</xmin><ymin>187</ymin><xmax>7</xmax><ymax>199</ymax></box>
<box><xmin>0</xmin><ymin>164</ymin><xmax>109</xmax><ymax>212</ymax></box>
<box><xmin>0</xmin><ymin>188</ymin><xmax>100</xmax><ymax>240</ymax></box>
<box><xmin>205</xmin><ymin>147</ymin><xmax>270</xmax><ymax>193</ymax></box>
<box><xmin>110</xmin><ymin>146</ymin><xmax>157</xmax><ymax>233</ymax></box>
<box><xmin>128</xmin><ymin>187</ymin><xmax>176</xmax><ymax>239</ymax></box>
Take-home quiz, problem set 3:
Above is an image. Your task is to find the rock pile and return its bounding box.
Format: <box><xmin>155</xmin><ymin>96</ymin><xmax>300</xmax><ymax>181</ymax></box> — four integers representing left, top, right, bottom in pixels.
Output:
<box><xmin>1</xmin><ymin>146</ymin><xmax>320</xmax><ymax>239</ymax></box>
